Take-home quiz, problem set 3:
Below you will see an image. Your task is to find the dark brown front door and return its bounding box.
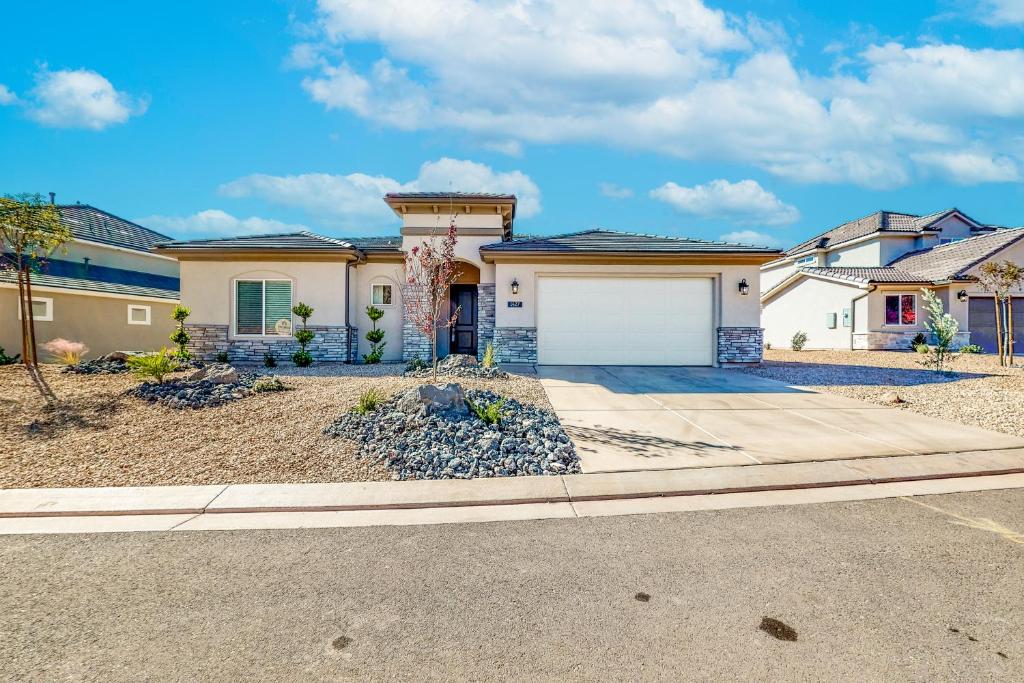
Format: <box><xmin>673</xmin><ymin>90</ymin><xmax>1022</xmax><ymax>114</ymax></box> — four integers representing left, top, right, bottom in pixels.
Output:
<box><xmin>450</xmin><ymin>285</ymin><xmax>478</xmax><ymax>355</ymax></box>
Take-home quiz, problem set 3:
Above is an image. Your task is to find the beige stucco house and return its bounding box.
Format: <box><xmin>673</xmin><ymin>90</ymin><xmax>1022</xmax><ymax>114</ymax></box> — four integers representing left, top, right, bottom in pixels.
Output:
<box><xmin>1</xmin><ymin>203</ymin><xmax>179</xmax><ymax>359</ymax></box>
<box><xmin>761</xmin><ymin>208</ymin><xmax>1024</xmax><ymax>351</ymax></box>
<box><xmin>156</xmin><ymin>192</ymin><xmax>781</xmax><ymax>366</ymax></box>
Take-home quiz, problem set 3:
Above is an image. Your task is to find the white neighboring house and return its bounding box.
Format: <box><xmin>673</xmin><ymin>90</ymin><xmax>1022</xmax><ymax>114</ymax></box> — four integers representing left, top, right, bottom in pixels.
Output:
<box><xmin>761</xmin><ymin>208</ymin><xmax>1024</xmax><ymax>352</ymax></box>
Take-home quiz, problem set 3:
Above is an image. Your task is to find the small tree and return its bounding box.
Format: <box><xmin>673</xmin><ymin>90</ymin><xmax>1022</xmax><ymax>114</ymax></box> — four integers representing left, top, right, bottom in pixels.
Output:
<box><xmin>919</xmin><ymin>288</ymin><xmax>959</xmax><ymax>373</ymax></box>
<box><xmin>169</xmin><ymin>305</ymin><xmax>192</xmax><ymax>361</ymax></box>
<box><xmin>402</xmin><ymin>216</ymin><xmax>462</xmax><ymax>381</ymax></box>
<box><xmin>363</xmin><ymin>305</ymin><xmax>386</xmax><ymax>363</ymax></box>
<box><xmin>291</xmin><ymin>302</ymin><xmax>314</xmax><ymax>367</ymax></box>
<box><xmin>978</xmin><ymin>261</ymin><xmax>1024</xmax><ymax>366</ymax></box>
<box><xmin>0</xmin><ymin>194</ymin><xmax>72</xmax><ymax>372</ymax></box>
<box><xmin>791</xmin><ymin>331</ymin><xmax>808</xmax><ymax>351</ymax></box>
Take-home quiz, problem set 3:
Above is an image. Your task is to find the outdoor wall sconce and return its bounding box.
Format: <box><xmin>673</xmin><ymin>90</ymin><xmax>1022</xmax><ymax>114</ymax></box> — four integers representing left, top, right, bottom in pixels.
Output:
<box><xmin>511</xmin><ymin>278</ymin><xmax>520</xmax><ymax>295</ymax></box>
<box><xmin>957</xmin><ymin>289</ymin><xmax>968</xmax><ymax>302</ymax></box>
<box><xmin>738</xmin><ymin>278</ymin><xmax>750</xmax><ymax>296</ymax></box>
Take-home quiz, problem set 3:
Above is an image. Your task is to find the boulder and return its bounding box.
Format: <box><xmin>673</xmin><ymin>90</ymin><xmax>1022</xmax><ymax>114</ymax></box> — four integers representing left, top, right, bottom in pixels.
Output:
<box><xmin>101</xmin><ymin>351</ymin><xmax>131</xmax><ymax>362</ymax></box>
<box><xmin>437</xmin><ymin>354</ymin><xmax>478</xmax><ymax>371</ymax></box>
<box><xmin>189</xmin><ymin>363</ymin><xmax>238</xmax><ymax>385</ymax></box>
<box><xmin>397</xmin><ymin>383</ymin><xmax>468</xmax><ymax>416</ymax></box>
<box><xmin>881</xmin><ymin>391</ymin><xmax>905</xmax><ymax>404</ymax></box>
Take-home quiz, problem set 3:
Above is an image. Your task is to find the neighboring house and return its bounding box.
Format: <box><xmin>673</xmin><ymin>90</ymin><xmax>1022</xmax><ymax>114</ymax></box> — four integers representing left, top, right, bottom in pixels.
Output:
<box><xmin>156</xmin><ymin>192</ymin><xmax>781</xmax><ymax>366</ymax></box>
<box><xmin>1</xmin><ymin>203</ymin><xmax>180</xmax><ymax>359</ymax></box>
<box><xmin>761</xmin><ymin>208</ymin><xmax>1024</xmax><ymax>351</ymax></box>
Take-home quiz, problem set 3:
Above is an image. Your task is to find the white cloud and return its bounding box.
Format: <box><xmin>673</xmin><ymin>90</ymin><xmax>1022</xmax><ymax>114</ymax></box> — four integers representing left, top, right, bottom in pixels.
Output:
<box><xmin>137</xmin><ymin>210</ymin><xmax>311</xmax><ymax>238</ymax></box>
<box><xmin>599</xmin><ymin>182</ymin><xmax>634</xmax><ymax>199</ymax></box>
<box><xmin>291</xmin><ymin>1</ymin><xmax>1024</xmax><ymax>189</ymax></box>
<box><xmin>0</xmin><ymin>84</ymin><xmax>17</xmax><ymax>105</ymax></box>
<box><xmin>219</xmin><ymin>157</ymin><xmax>542</xmax><ymax>227</ymax></box>
<box><xmin>719</xmin><ymin>230</ymin><xmax>781</xmax><ymax>247</ymax></box>
<box><xmin>481</xmin><ymin>140</ymin><xmax>523</xmax><ymax>157</ymax></box>
<box><xmin>912</xmin><ymin>150</ymin><xmax>1021</xmax><ymax>184</ymax></box>
<box><xmin>650</xmin><ymin>179</ymin><xmax>799</xmax><ymax>226</ymax></box>
<box><xmin>974</xmin><ymin>0</ymin><xmax>1024</xmax><ymax>25</ymax></box>
<box><xmin>26</xmin><ymin>68</ymin><xmax>147</xmax><ymax>130</ymax></box>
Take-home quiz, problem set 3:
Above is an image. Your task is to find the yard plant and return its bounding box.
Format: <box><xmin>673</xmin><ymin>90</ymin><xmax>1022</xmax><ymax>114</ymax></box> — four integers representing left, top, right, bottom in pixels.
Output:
<box><xmin>918</xmin><ymin>288</ymin><xmax>959</xmax><ymax>373</ymax></box>
<box><xmin>977</xmin><ymin>260</ymin><xmax>1023</xmax><ymax>366</ymax></box>
<box><xmin>0</xmin><ymin>347</ymin><xmax>20</xmax><ymax>366</ymax></box>
<box><xmin>127</xmin><ymin>348</ymin><xmax>180</xmax><ymax>384</ymax></box>
<box><xmin>363</xmin><ymin>305</ymin><xmax>386</xmax><ymax>364</ymax></box>
<box><xmin>291</xmin><ymin>302</ymin><xmax>315</xmax><ymax>367</ymax></box>
<box><xmin>263</xmin><ymin>351</ymin><xmax>277</xmax><ymax>368</ymax></box>
<box><xmin>169</xmin><ymin>305</ymin><xmax>192</xmax><ymax>361</ymax></box>
<box><xmin>791</xmin><ymin>331</ymin><xmax>808</xmax><ymax>351</ymax></box>
<box><xmin>466</xmin><ymin>396</ymin><xmax>506</xmax><ymax>425</ymax></box>
<box><xmin>481</xmin><ymin>342</ymin><xmax>496</xmax><ymax>369</ymax></box>
<box><xmin>41</xmin><ymin>338</ymin><xmax>88</xmax><ymax>365</ymax></box>
<box><xmin>354</xmin><ymin>388</ymin><xmax>387</xmax><ymax>414</ymax></box>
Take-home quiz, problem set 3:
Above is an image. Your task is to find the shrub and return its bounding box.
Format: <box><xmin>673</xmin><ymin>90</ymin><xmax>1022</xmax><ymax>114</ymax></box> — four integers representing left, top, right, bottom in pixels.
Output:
<box><xmin>363</xmin><ymin>305</ymin><xmax>386</xmax><ymax>364</ymax></box>
<box><xmin>0</xmin><ymin>347</ymin><xmax>19</xmax><ymax>366</ymax></box>
<box><xmin>919</xmin><ymin>288</ymin><xmax>959</xmax><ymax>373</ymax></box>
<box><xmin>765</xmin><ymin>342</ymin><xmax>772</xmax><ymax>351</ymax></box>
<box><xmin>215</xmin><ymin>350</ymin><xmax>229</xmax><ymax>363</ymax></box>
<box><xmin>127</xmin><ymin>348</ymin><xmax>179</xmax><ymax>384</ymax></box>
<box><xmin>354</xmin><ymin>388</ymin><xmax>387</xmax><ymax>414</ymax></box>
<box><xmin>252</xmin><ymin>376</ymin><xmax>286</xmax><ymax>393</ymax></box>
<box><xmin>959</xmin><ymin>344</ymin><xmax>983</xmax><ymax>354</ymax></box>
<box><xmin>909</xmin><ymin>332</ymin><xmax>927</xmax><ymax>350</ymax></box>
<box><xmin>41</xmin><ymin>338</ymin><xmax>89</xmax><ymax>365</ymax></box>
<box><xmin>466</xmin><ymin>396</ymin><xmax>506</xmax><ymax>426</ymax></box>
<box><xmin>263</xmin><ymin>351</ymin><xmax>277</xmax><ymax>368</ymax></box>
<box><xmin>406</xmin><ymin>355</ymin><xmax>428</xmax><ymax>372</ymax></box>
<box><xmin>790</xmin><ymin>331</ymin><xmax>808</xmax><ymax>351</ymax></box>
<box><xmin>481</xmin><ymin>342</ymin><xmax>496</xmax><ymax>369</ymax></box>
<box><xmin>169</xmin><ymin>305</ymin><xmax>192</xmax><ymax>361</ymax></box>
<box><xmin>914</xmin><ymin>343</ymin><xmax>930</xmax><ymax>354</ymax></box>
<box><xmin>291</xmin><ymin>302</ymin><xmax>315</xmax><ymax>367</ymax></box>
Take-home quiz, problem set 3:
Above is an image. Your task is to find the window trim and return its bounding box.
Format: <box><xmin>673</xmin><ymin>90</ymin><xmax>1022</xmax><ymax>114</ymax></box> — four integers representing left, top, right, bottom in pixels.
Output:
<box><xmin>232</xmin><ymin>278</ymin><xmax>294</xmax><ymax>337</ymax></box>
<box><xmin>18</xmin><ymin>296</ymin><xmax>53</xmax><ymax>322</ymax></box>
<box><xmin>883</xmin><ymin>293</ymin><xmax>917</xmax><ymax>327</ymax></box>
<box><xmin>370</xmin><ymin>283</ymin><xmax>394</xmax><ymax>307</ymax></box>
<box><xmin>127</xmin><ymin>304</ymin><xmax>151</xmax><ymax>326</ymax></box>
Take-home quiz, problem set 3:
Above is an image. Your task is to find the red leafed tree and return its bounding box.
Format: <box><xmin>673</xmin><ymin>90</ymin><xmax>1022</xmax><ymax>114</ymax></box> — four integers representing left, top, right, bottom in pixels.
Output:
<box><xmin>402</xmin><ymin>216</ymin><xmax>462</xmax><ymax>381</ymax></box>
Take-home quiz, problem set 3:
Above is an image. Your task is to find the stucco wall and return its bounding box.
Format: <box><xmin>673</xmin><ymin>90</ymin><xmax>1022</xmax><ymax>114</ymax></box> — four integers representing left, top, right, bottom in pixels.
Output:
<box><xmin>493</xmin><ymin>263</ymin><xmax>763</xmax><ymax>330</ymax></box>
<box><xmin>178</xmin><ymin>260</ymin><xmax>348</xmax><ymax>335</ymax></box>
<box><xmin>399</xmin><ymin>233</ymin><xmax>496</xmax><ymax>284</ymax></box>
<box><xmin>0</xmin><ymin>287</ymin><xmax>177</xmax><ymax>359</ymax></box>
<box><xmin>760</xmin><ymin>261</ymin><xmax>796</xmax><ymax>293</ymax></box>
<box><xmin>827</xmin><ymin>240</ymin><xmax>881</xmax><ymax>266</ymax></box>
<box><xmin>65</xmin><ymin>241</ymin><xmax>180</xmax><ymax>278</ymax></box>
<box><xmin>350</xmin><ymin>262</ymin><xmax>405</xmax><ymax>362</ymax></box>
<box><xmin>762</xmin><ymin>277</ymin><xmax>861</xmax><ymax>350</ymax></box>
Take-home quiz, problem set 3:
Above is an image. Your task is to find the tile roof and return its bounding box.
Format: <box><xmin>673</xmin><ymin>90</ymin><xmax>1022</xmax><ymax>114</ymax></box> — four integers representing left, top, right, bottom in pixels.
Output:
<box><xmin>384</xmin><ymin>192</ymin><xmax>516</xmax><ymax>201</ymax></box>
<box><xmin>887</xmin><ymin>228</ymin><xmax>1024</xmax><ymax>281</ymax></box>
<box><xmin>58</xmin><ymin>204</ymin><xmax>172</xmax><ymax>253</ymax></box>
<box><xmin>479</xmin><ymin>229</ymin><xmax>781</xmax><ymax>254</ymax></box>
<box><xmin>0</xmin><ymin>268</ymin><xmax>178</xmax><ymax>300</ymax></box>
<box><xmin>340</xmin><ymin>235</ymin><xmax>403</xmax><ymax>252</ymax></box>
<box><xmin>784</xmin><ymin>208</ymin><xmax>986</xmax><ymax>256</ymax></box>
<box><xmin>155</xmin><ymin>231</ymin><xmax>356</xmax><ymax>251</ymax></box>
<box><xmin>797</xmin><ymin>266</ymin><xmax>930</xmax><ymax>285</ymax></box>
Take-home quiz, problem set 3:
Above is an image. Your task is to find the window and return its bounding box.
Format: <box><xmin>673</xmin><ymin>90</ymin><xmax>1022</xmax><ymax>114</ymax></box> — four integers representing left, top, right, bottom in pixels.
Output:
<box><xmin>795</xmin><ymin>255</ymin><xmax>815</xmax><ymax>265</ymax></box>
<box><xmin>235</xmin><ymin>279</ymin><xmax>293</xmax><ymax>336</ymax></box>
<box><xmin>371</xmin><ymin>283</ymin><xmax>393</xmax><ymax>306</ymax></box>
<box><xmin>127</xmin><ymin>304</ymin><xmax>151</xmax><ymax>325</ymax></box>
<box><xmin>18</xmin><ymin>297</ymin><xmax>53</xmax><ymax>322</ymax></box>
<box><xmin>884</xmin><ymin>294</ymin><xmax>916</xmax><ymax>326</ymax></box>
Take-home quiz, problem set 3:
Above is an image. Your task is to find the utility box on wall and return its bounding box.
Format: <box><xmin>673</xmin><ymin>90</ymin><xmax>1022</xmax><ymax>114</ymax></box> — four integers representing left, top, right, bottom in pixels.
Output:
<box><xmin>826</xmin><ymin>312</ymin><xmax>837</xmax><ymax>329</ymax></box>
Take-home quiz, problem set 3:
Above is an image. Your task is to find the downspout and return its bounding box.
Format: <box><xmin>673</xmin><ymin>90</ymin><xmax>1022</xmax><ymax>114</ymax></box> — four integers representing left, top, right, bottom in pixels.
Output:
<box><xmin>849</xmin><ymin>286</ymin><xmax>875</xmax><ymax>350</ymax></box>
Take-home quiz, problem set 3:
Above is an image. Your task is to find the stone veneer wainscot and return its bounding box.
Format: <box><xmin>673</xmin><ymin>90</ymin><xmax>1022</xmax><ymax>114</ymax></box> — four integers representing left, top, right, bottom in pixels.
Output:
<box><xmin>494</xmin><ymin>326</ymin><xmax>537</xmax><ymax>364</ymax></box>
<box><xmin>186</xmin><ymin>324</ymin><xmax>357</xmax><ymax>363</ymax></box>
<box><xmin>716</xmin><ymin>326</ymin><xmax>763</xmax><ymax>364</ymax></box>
<box><xmin>476</xmin><ymin>283</ymin><xmax>496</xmax><ymax>359</ymax></box>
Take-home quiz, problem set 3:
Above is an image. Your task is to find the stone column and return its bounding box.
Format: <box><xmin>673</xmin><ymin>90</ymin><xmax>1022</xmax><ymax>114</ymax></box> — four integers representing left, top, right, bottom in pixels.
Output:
<box><xmin>716</xmin><ymin>327</ymin><xmax>764</xmax><ymax>364</ymax></box>
<box><xmin>476</xmin><ymin>283</ymin><xmax>496</xmax><ymax>359</ymax></box>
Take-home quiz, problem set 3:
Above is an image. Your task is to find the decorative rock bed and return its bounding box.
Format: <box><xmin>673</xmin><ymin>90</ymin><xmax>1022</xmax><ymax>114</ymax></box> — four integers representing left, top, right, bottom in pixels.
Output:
<box><xmin>127</xmin><ymin>364</ymin><xmax>285</xmax><ymax>409</ymax></box>
<box><xmin>64</xmin><ymin>351</ymin><xmax>204</xmax><ymax>375</ymax></box>
<box><xmin>403</xmin><ymin>353</ymin><xmax>510</xmax><ymax>380</ymax></box>
<box><xmin>324</xmin><ymin>384</ymin><xmax>580</xmax><ymax>480</ymax></box>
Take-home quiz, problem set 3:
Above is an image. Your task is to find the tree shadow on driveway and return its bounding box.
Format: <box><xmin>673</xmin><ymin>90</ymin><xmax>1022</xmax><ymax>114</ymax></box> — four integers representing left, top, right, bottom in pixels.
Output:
<box><xmin>565</xmin><ymin>424</ymin><xmax>739</xmax><ymax>458</ymax></box>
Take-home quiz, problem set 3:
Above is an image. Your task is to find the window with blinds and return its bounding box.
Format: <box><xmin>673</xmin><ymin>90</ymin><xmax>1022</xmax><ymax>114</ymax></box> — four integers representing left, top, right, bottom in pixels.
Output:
<box><xmin>236</xmin><ymin>280</ymin><xmax>292</xmax><ymax>335</ymax></box>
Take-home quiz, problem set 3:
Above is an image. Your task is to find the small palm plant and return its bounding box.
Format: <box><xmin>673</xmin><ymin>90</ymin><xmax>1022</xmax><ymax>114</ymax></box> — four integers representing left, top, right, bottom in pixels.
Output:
<box><xmin>466</xmin><ymin>396</ymin><xmax>506</xmax><ymax>425</ymax></box>
<box><xmin>127</xmin><ymin>348</ymin><xmax>180</xmax><ymax>384</ymax></box>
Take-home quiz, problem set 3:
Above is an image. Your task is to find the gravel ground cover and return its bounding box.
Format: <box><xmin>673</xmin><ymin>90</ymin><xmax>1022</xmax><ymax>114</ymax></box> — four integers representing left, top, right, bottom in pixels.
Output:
<box><xmin>324</xmin><ymin>388</ymin><xmax>580</xmax><ymax>480</ymax></box>
<box><xmin>0</xmin><ymin>363</ymin><xmax>550</xmax><ymax>489</ymax></box>
<box><xmin>743</xmin><ymin>350</ymin><xmax>1024</xmax><ymax>438</ymax></box>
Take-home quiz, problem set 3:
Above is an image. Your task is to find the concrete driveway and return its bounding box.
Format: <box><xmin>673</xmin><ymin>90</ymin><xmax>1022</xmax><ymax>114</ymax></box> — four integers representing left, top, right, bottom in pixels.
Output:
<box><xmin>539</xmin><ymin>366</ymin><xmax>1024</xmax><ymax>473</ymax></box>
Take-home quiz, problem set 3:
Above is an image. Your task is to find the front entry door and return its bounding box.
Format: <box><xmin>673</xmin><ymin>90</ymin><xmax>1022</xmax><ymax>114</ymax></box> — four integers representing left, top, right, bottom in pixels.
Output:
<box><xmin>450</xmin><ymin>285</ymin><xmax>478</xmax><ymax>355</ymax></box>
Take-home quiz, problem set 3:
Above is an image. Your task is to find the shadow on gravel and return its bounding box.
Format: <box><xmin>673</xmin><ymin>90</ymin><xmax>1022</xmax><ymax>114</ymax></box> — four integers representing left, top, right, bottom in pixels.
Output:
<box><xmin>759</xmin><ymin>617</ymin><xmax>798</xmax><ymax>642</ymax></box>
<box><xmin>565</xmin><ymin>425</ymin><xmax>738</xmax><ymax>458</ymax></box>
<box><xmin>747</xmin><ymin>361</ymin><xmax>990</xmax><ymax>387</ymax></box>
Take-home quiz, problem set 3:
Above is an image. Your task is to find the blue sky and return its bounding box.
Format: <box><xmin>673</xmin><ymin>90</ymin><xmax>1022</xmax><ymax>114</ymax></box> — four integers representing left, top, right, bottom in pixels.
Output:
<box><xmin>1</xmin><ymin>0</ymin><xmax>1023</xmax><ymax>248</ymax></box>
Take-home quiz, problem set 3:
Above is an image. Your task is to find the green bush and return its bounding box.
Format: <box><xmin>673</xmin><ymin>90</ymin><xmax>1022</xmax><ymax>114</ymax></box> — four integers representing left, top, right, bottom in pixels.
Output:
<box><xmin>215</xmin><ymin>350</ymin><xmax>229</xmax><ymax>363</ymax></box>
<box><xmin>252</xmin><ymin>376</ymin><xmax>286</xmax><ymax>393</ymax></box>
<box><xmin>406</xmin><ymin>355</ymin><xmax>428</xmax><ymax>372</ymax></box>
<box><xmin>914</xmin><ymin>343</ymin><xmax>930</xmax><ymax>354</ymax></box>
<box><xmin>909</xmin><ymin>332</ymin><xmax>927</xmax><ymax>350</ymax></box>
<box><xmin>791</xmin><ymin>331</ymin><xmax>808</xmax><ymax>351</ymax></box>
<box><xmin>127</xmin><ymin>348</ymin><xmax>180</xmax><ymax>384</ymax></box>
<box><xmin>0</xmin><ymin>347</ymin><xmax>20</xmax><ymax>366</ymax></box>
<box><xmin>169</xmin><ymin>305</ymin><xmax>192</xmax><ymax>361</ymax></box>
<box><xmin>481</xmin><ymin>342</ymin><xmax>496</xmax><ymax>369</ymax></box>
<box><xmin>959</xmin><ymin>344</ymin><xmax>983</xmax><ymax>354</ymax></box>
<box><xmin>466</xmin><ymin>397</ymin><xmax>506</xmax><ymax>426</ymax></box>
<box><xmin>363</xmin><ymin>305</ymin><xmax>386</xmax><ymax>364</ymax></box>
<box><xmin>263</xmin><ymin>351</ymin><xmax>277</xmax><ymax>368</ymax></box>
<box><xmin>354</xmin><ymin>388</ymin><xmax>387</xmax><ymax>414</ymax></box>
<box><xmin>291</xmin><ymin>350</ymin><xmax>313</xmax><ymax>367</ymax></box>
<box><xmin>291</xmin><ymin>302</ymin><xmax>315</xmax><ymax>366</ymax></box>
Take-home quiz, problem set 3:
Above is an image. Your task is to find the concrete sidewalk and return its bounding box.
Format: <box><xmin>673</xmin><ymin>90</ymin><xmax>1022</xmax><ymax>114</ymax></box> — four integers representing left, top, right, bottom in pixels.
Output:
<box><xmin>4</xmin><ymin>448</ymin><xmax>1024</xmax><ymax>534</ymax></box>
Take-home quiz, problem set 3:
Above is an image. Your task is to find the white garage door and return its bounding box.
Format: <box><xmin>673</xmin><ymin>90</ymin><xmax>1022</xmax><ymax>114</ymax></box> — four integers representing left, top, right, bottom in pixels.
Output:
<box><xmin>536</xmin><ymin>276</ymin><xmax>714</xmax><ymax>365</ymax></box>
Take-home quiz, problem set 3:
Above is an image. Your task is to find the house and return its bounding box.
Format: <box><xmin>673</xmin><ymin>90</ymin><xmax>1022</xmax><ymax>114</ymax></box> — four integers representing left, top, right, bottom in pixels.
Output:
<box><xmin>1</xmin><ymin>203</ymin><xmax>180</xmax><ymax>359</ymax></box>
<box><xmin>155</xmin><ymin>192</ymin><xmax>781</xmax><ymax>366</ymax></box>
<box><xmin>761</xmin><ymin>208</ymin><xmax>1024</xmax><ymax>351</ymax></box>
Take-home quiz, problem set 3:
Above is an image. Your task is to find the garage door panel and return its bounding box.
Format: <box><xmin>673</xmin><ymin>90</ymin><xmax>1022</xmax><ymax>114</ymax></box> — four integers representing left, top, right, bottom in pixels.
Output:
<box><xmin>537</xmin><ymin>277</ymin><xmax>713</xmax><ymax>366</ymax></box>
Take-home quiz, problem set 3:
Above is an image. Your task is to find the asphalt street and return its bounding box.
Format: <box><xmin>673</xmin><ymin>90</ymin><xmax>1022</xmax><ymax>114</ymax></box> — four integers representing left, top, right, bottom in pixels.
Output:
<box><xmin>2</xmin><ymin>489</ymin><xmax>1022</xmax><ymax>681</ymax></box>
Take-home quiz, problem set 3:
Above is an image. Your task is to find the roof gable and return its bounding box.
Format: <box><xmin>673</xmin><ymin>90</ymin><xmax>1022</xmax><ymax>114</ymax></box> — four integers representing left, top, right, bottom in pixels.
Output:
<box><xmin>59</xmin><ymin>205</ymin><xmax>172</xmax><ymax>253</ymax></box>
<box><xmin>886</xmin><ymin>228</ymin><xmax>1024</xmax><ymax>280</ymax></box>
